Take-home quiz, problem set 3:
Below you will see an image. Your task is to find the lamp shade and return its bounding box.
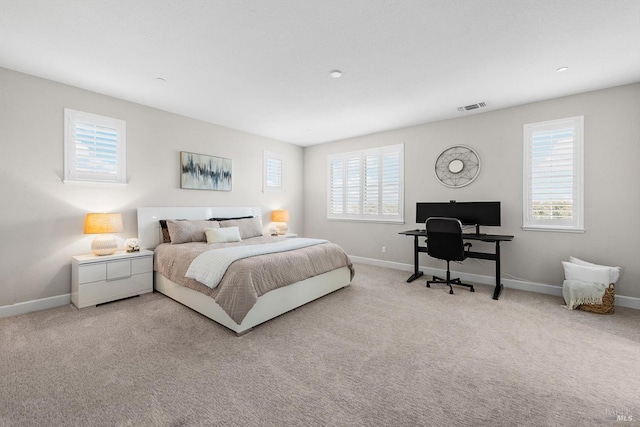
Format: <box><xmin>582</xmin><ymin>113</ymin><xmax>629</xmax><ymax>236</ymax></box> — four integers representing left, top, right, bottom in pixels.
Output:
<box><xmin>84</xmin><ymin>213</ymin><xmax>123</xmax><ymax>234</ymax></box>
<box><xmin>271</xmin><ymin>209</ymin><xmax>289</xmax><ymax>223</ymax></box>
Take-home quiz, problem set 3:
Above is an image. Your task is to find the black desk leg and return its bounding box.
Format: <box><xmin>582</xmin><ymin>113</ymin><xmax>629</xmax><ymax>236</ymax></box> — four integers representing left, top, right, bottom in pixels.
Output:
<box><xmin>407</xmin><ymin>235</ymin><xmax>424</xmax><ymax>283</ymax></box>
<box><xmin>492</xmin><ymin>241</ymin><xmax>504</xmax><ymax>300</ymax></box>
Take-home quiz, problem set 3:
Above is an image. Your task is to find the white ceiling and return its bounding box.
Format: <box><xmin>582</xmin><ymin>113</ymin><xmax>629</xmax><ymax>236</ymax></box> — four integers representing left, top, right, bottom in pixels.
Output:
<box><xmin>1</xmin><ymin>0</ymin><xmax>639</xmax><ymax>146</ymax></box>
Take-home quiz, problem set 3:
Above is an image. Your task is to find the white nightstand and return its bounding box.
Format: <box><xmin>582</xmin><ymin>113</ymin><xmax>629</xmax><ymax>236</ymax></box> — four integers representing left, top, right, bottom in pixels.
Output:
<box><xmin>71</xmin><ymin>249</ymin><xmax>153</xmax><ymax>309</ymax></box>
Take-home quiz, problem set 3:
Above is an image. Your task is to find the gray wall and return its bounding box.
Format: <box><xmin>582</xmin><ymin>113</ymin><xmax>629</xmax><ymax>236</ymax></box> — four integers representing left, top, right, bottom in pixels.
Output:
<box><xmin>2</xmin><ymin>67</ymin><xmax>638</xmax><ymax>307</ymax></box>
<box><xmin>304</xmin><ymin>83</ymin><xmax>640</xmax><ymax>299</ymax></box>
<box><xmin>0</xmin><ymin>68</ymin><xmax>304</xmax><ymax>307</ymax></box>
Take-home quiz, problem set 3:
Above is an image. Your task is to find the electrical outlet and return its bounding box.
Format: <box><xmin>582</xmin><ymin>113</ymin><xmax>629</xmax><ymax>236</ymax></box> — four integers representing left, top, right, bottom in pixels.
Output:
<box><xmin>382</xmin><ymin>246</ymin><xmax>387</xmax><ymax>253</ymax></box>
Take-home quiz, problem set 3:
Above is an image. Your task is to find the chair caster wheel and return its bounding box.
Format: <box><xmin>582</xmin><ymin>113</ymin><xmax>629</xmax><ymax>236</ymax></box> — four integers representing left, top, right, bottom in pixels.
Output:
<box><xmin>449</xmin><ymin>290</ymin><xmax>454</xmax><ymax>295</ymax></box>
<box><xmin>470</xmin><ymin>288</ymin><xmax>475</xmax><ymax>292</ymax></box>
<box><xmin>426</xmin><ymin>284</ymin><xmax>431</xmax><ymax>288</ymax></box>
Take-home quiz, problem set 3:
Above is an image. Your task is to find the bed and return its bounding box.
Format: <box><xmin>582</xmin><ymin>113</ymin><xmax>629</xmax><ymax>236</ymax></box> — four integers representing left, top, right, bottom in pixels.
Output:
<box><xmin>137</xmin><ymin>207</ymin><xmax>353</xmax><ymax>335</ymax></box>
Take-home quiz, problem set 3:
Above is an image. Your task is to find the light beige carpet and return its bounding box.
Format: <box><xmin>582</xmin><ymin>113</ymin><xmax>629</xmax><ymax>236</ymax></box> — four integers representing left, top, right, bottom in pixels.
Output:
<box><xmin>1</xmin><ymin>263</ymin><xmax>638</xmax><ymax>426</ymax></box>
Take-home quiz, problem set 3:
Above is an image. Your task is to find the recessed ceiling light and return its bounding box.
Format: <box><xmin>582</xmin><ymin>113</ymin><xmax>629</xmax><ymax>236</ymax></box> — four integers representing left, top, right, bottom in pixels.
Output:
<box><xmin>329</xmin><ymin>70</ymin><xmax>343</xmax><ymax>78</ymax></box>
<box><xmin>556</xmin><ymin>67</ymin><xmax>568</xmax><ymax>73</ymax></box>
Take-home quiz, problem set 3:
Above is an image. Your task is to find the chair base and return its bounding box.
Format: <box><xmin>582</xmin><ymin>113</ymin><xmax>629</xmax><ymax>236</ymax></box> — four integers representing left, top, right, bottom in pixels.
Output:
<box><xmin>427</xmin><ymin>276</ymin><xmax>475</xmax><ymax>295</ymax></box>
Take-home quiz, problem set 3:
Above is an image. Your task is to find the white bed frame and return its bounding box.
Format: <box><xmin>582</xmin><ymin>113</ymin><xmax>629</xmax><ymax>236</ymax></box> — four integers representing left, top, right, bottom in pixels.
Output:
<box><xmin>137</xmin><ymin>207</ymin><xmax>351</xmax><ymax>335</ymax></box>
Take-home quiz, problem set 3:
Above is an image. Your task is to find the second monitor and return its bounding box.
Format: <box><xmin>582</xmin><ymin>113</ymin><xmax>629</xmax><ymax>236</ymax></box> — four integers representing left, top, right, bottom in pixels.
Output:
<box><xmin>416</xmin><ymin>201</ymin><xmax>501</xmax><ymax>234</ymax></box>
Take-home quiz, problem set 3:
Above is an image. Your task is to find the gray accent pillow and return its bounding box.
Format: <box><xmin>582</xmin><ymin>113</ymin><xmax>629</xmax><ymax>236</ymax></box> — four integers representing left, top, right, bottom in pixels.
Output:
<box><xmin>167</xmin><ymin>220</ymin><xmax>220</xmax><ymax>244</ymax></box>
<box><xmin>219</xmin><ymin>217</ymin><xmax>263</xmax><ymax>239</ymax></box>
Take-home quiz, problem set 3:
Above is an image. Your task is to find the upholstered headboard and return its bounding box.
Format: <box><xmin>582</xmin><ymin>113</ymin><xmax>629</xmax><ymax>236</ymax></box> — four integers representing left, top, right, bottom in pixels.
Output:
<box><xmin>136</xmin><ymin>206</ymin><xmax>263</xmax><ymax>249</ymax></box>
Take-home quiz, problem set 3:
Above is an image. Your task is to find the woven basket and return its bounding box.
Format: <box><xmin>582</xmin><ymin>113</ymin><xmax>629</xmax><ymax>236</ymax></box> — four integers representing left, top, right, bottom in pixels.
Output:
<box><xmin>577</xmin><ymin>283</ymin><xmax>615</xmax><ymax>314</ymax></box>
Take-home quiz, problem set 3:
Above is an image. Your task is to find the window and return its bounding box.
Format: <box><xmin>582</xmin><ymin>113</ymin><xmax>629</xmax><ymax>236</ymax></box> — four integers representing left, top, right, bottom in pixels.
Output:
<box><xmin>263</xmin><ymin>151</ymin><xmax>284</xmax><ymax>193</ymax></box>
<box><xmin>328</xmin><ymin>144</ymin><xmax>404</xmax><ymax>222</ymax></box>
<box><xmin>64</xmin><ymin>108</ymin><xmax>126</xmax><ymax>185</ymax></box>
<box><xmin>523</xmin><ymin>116</ymin><xmax>584</xmax><ymax>232</ymax></box>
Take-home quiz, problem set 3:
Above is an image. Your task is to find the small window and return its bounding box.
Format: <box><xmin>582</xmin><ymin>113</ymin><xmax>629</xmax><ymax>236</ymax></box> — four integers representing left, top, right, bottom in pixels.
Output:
<box><xmin>64</xmin><ymin>108</ymin><xmax>126</xmax><ymax>185</ymax></box>
<box><xmin>523</xmin><ymin>116</ymin><xmax>584</xmax><ymax>232</ymax></box>
<box><xmin>263</xmin><ymin>151</ymin><xmax>284</xmax><ymax>193</ymax></box>
<box><xmin>328</xmin><ymin>144</ymin><xmax>404</xmax><ymax>222</ymax></box>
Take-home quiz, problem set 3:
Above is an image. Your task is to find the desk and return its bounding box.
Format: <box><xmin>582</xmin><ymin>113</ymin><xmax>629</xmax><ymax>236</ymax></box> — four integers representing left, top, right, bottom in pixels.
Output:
<box><xmin>399</xmin><ymin>229</ymin><xmax>514</xmax><ymax>300</ymax></box>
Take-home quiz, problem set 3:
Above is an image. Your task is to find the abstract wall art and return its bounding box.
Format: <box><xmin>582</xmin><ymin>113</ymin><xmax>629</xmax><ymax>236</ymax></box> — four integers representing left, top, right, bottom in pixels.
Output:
<box><xmin>180</xmin><ymin>151</ymin><xmax>232</xmax><ymax>191</ymax></box>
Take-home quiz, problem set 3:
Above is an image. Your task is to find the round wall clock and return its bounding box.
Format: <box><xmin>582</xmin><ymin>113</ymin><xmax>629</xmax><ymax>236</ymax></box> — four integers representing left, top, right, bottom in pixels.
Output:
<box><xmin>434</xmin><ymin>145</ymin><xmax>481</xmax><ymax>188</ymax></box>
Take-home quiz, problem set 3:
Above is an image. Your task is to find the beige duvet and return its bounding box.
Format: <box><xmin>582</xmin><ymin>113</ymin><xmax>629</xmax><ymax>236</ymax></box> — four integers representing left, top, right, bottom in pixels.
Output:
<box><xmin>154</xmin><ymin>236</ymin><xmax>354</xmax><ymax>324</ymax></box>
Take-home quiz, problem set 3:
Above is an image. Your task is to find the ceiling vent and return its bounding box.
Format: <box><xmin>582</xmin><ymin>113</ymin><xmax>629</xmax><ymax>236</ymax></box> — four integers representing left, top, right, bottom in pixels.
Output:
<box><xmin>457</xmin><ymin>102</ymin><xmax>487</xmax><ymax>113</ymax></box>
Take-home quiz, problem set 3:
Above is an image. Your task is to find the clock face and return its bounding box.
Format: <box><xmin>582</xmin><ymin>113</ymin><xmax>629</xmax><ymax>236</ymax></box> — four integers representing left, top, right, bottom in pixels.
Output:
<box><xmin>434</xmin><ymin>145</ymin><xmax>481</xmax><ymax>188</ymax></box>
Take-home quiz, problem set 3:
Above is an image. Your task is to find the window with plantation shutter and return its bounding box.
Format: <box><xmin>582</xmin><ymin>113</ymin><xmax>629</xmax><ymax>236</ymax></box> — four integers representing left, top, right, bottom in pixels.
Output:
<box><xmin>263</xmin><ymin>151</ymin><xmax>284</xmax><ymax>193</ymax></box>
<box><xmin>328</xmin><ymin>144</ymin><xmax>404</xmax><ymax>222</ymax></box>
<box><xmin>64</xmin><ymin>109</ymin><xmax>126</xmax><ymax>185</ymax></box>
<box><xmin>523</xmin><ymin>116</ymin><xmax>584</xmax><ymax>232</ymax></box>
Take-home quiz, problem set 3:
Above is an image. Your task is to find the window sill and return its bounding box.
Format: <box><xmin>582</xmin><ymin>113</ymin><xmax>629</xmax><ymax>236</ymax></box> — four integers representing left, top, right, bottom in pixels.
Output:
<box><xmin>63</xmin><ymin>180</ymin><xmax>127</xmax><ymax>187</ymax></box>
<box><xmin>522</xmin><ymin>226</ymin><xmax>585</xmax><ymax>233</ymax></box>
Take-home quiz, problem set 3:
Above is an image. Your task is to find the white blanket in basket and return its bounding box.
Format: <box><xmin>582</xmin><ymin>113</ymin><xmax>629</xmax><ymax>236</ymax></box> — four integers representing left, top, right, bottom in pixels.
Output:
<box><xmin>562</xmin><ymin>279</ymin><xmax>607</xmax><ymax>310</ymax></box>
<box><xmin>185</xmin><ymin>238</ymin><xmax>328</xmax><ymax>289</ymax></box>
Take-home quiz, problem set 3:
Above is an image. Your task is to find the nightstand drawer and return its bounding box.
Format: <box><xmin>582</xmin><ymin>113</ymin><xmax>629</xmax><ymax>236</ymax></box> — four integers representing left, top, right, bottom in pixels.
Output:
<box><xmin>78</xmin><ymin>263</ymin><xmax>107</xmax><ymax>284</ymax></box>
<box><xmin>77</xmin><ymin>273</ymin><xmax>153</xmax><ymax>307</ymax></box>
<box><xmin>107</xmin><ymin>260</ymin><xmax>131</xmax><ymax>280</ymax></box>
<box><xmin>131</xmin><ymin>256</ymin><xmax>153</xmax><ymax>275</ymax></box>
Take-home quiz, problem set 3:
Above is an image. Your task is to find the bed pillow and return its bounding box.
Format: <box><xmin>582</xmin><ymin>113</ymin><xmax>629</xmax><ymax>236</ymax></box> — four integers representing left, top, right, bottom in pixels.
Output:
<box><xmin>219</xmin><ymin>217</ymin><xmax>263</xmax><ymax>239</ymax></box>
<box><xmin>167</xmin><ymin>220</ymin><xmax>220</xmax><ymax>244</ymax></box>
<box><xmin>562</xmin><ymin>261</ymin><xmax>612</xmax><ymax>286</ymax></box>
<box><xmin>205</xmin><ymin>227</ymin><xmax>242</xmax><ymax>243</ymax></box>
<box><xmin>160</xmin><ymin>219</ymin><xmax>195</xmax><ymax>243</ymax></box>
<box><xmin>159</xmin><ymin>220</ymin><xmax>172</xmax><ymax>243</ymax></box>
<box><xmin>569</xmin><ymin>256</ymin><xmax>621</xmax><ymax>284</ymax></box>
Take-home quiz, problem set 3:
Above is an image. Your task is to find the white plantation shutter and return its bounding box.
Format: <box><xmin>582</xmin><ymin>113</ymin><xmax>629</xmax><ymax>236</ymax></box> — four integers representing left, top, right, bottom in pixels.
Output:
<box><xmin>64</xmin><ymin>109</ymin><xmax>126</xmax><ymax>184</ymax></box>
<box><xmin>346</xmin><ymin>155</ymin><xmax>361</xmax><ymax>214</ymax></box>
<box><xmin>381</xmin><ymin>148</ymin><xmax>401</xmax><ymax>216</ymax></box>
<box><xmin>329</xmin><ymin>158</ymin><xmax>345</xmax><ymax>215</ymax></box>
<box><xmin>266</xmin><ymin>158</ymin><xmax>282</xmax><ymax>187</ymax></box>
<box><xmin>328</xmin><ymin>144</ymin><xmax>404</xmax><ymax>222</ymax></box>
<box><xmin>263</xmin><ymin>151</ymin><xmax>284</xmax><ymax>193</ymax></box>
<box><xmin>363</xmin><ymin>153</ymin><xmax>378</xmax><ymax>215</ymax></box>
<box><xmin>523</xmin><ymin>116</ymin><xmax>584</xmax><ymax>231</ymax></box>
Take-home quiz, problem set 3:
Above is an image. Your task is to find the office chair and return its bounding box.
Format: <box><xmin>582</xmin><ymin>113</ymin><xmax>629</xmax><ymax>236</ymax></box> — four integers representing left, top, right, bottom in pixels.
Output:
<box><xmin>425</xmin><ymin>217</ymin><xmax>475</xmax><ymax>295</ymax></box>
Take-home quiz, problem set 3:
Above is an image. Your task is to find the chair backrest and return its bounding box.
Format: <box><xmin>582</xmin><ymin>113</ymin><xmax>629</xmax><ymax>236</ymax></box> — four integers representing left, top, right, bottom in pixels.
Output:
<box><xmin>425</xmin><ymin>217</ymin><xmax>466</xmax><ymax>261</ymax></box>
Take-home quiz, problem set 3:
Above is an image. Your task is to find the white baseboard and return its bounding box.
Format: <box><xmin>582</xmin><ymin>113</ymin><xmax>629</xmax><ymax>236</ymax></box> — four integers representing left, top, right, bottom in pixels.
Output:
<box><xmin>0</xmin><ymin>293</ymin><xmax>71</xmax><ymax>318</ymax></box>
<box><xmin>2</xmin><ymin>259</ymin><xmax>638</xmax><ymax>317</ymax></box>
<box><xmin>350</xmin><ymin>256</ymin><xmax>640</xmax><ymax>310</ymax></box>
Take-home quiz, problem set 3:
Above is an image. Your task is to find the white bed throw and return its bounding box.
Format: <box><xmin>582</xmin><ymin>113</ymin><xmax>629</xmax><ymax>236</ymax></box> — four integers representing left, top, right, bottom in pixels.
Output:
<box><xmin>562</xmin><ymin>279</ymin><xmax>607</xmax><ymax>310</ymax></box>
<box><xmin>185</xmin><ymin>238</ymin><xmax>329</xmax><ymax>289</ymax></box>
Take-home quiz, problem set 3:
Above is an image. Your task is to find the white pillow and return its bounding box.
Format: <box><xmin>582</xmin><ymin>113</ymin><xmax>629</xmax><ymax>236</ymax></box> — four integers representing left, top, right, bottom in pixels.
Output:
<box><xmin>569</xmin><ymin>256</ymin><xmax>620</xmax><ymax>284</ymax></box>
<box><xmin>562</xmin><ymin>261</ymin><xmax>611</xmax><ymax>286</ymax></box>
<box><xmin>205</xmin><ymin>227</ymin><xmax>242</xmax><ymax>243</ymax></box>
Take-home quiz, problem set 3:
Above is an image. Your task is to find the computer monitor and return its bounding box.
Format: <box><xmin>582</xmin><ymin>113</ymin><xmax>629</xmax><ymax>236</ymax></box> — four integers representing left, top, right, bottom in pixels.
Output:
<box><xmin>416</xmin><ymin>201</ymin><xmax>501</xmax><ymax>233</ymax></box>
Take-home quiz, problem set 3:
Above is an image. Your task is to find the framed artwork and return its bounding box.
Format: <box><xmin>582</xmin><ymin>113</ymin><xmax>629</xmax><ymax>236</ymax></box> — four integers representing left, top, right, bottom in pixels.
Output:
<box><xmin>180</xmin><ymin>151</ymin><xmax>232</xmax><ymax>191</ymax></box>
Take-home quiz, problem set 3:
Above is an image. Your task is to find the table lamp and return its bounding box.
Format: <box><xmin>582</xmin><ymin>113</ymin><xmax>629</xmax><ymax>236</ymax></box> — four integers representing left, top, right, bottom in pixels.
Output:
<box><xmin>271</xmin><ymin>209</ymin><xmax>290</xmax><ymax>235</ymax></box>
<box><xmin>84</xmin><ymin>213</ymin><xmax>123</xmax><ymax>255</ymax></box>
